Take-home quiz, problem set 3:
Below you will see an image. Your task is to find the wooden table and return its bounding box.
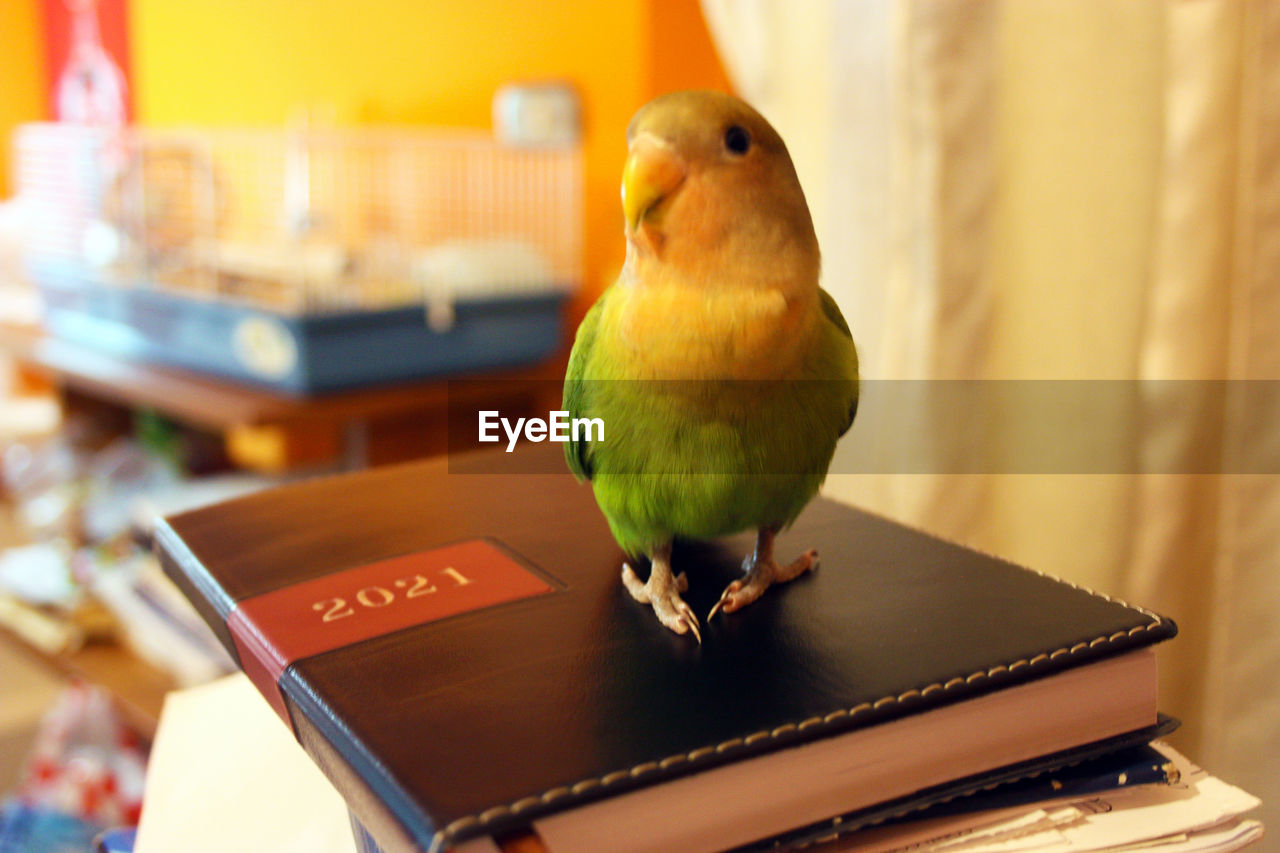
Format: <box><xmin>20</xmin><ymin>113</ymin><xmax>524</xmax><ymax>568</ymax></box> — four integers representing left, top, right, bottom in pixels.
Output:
<box><xmin>0</xmin><ymin>321</ymin><xmax>567</xmax><ymax>472</ymax></box>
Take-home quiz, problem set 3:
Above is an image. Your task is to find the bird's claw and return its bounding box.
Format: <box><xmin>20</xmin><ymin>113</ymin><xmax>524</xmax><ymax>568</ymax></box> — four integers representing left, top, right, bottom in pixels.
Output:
<box><xmin>656</xmin><ymin>594</ymin><xmax>701</xmax><ymax>643</ymax></box>
<box><xmin>676</xmin><ymin>600</ymin><xmax>702</xmax><ymax>643</ymax></box>
<box><xmin>621</xmin><ymin>563</ymin><xmax>701</xmax><ymax>643</ymax></box>
<box><xmin>707</xmin><ymin>580</ymin><xmax>743</xmax><ymax>621</ymax></box>
<box><xmin>710</xmin><ymin>549</ymin><xmax>818</xmax><ymax>620</ymax></box>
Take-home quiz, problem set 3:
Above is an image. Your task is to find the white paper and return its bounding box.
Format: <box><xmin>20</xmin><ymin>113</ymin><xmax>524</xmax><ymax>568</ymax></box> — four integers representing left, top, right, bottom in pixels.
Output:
<box><xmin>1106</xmin><ymin>819</ymin><xmax>1263</xmax><ymax>852</ymax></box>
<box><xmin>135</xmin><ymin>674</ymin><xmax>357</xmax><ymax>853</ymax></box>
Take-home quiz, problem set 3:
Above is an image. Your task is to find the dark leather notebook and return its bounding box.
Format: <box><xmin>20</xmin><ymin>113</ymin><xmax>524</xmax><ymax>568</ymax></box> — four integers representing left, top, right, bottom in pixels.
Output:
<box><xmin>154</xmin><ymin>445</ymin><xmax>1176</xmax><ymax>853</ymax></box>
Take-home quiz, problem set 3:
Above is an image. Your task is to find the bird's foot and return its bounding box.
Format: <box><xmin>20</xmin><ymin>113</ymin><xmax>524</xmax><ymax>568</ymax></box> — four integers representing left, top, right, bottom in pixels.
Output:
<box><xmin>708</xmin><ymin>548</ymin><xmax>818</xmax><ymax>620</ymax></box>
<box><xmin>622</xmin><ymin>562</ymin><xmax>700</xmax><ymax>642</ymax></box>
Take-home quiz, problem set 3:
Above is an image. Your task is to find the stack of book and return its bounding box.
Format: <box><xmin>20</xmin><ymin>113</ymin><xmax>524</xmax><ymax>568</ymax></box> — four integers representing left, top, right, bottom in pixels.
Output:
<box><xmin>812</xmin><ymin>739</ymin><xmax>1261</xmax><ymax>851</ymax></box>
<box><xmin>152</xmin><ymin>446</ymin><xmax>1262</xmax><ymax>852</ymax></box>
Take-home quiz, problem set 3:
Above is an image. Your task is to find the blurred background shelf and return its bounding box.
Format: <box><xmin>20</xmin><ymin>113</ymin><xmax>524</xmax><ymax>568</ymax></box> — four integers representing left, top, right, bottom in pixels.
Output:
<box><xmin>0</xmin><ymin>319</ymin><xmax>566</xmax><ymax>473</ymax></box>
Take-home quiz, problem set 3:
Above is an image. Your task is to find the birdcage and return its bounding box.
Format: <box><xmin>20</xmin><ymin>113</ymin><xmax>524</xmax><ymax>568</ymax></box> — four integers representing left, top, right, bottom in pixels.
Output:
<box><xmin>13</xmin><ymin>122</ymin><xmax>582</xmax><ymax>392</ymax></box>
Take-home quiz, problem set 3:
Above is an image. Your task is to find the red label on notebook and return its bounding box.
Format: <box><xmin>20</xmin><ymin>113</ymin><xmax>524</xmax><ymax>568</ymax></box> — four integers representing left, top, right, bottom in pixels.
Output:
<box><xmin>227</xmin><ymin>539</ymin><xmax>554</xmax><ymax>726</ymax></box>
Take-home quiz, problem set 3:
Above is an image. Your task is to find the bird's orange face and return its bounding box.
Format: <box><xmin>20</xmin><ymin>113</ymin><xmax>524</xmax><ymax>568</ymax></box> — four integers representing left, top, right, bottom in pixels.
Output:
<box><xmin>608</xmin><ymin>92</ymin><xmax>823</xmax><ymax>380</ymax></box>
<box><xmin>619</xmin><ymin>90</ymin><xmax>816</xmax><ymax>285</ymax></box>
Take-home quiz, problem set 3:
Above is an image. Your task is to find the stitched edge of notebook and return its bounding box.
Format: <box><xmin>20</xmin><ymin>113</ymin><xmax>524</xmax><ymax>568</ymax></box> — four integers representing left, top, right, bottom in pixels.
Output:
<box><xmin>841</xmin><ymin>503</ymin><xmax>1169</xmax><ymax>626</ymax></box>
<box><xmin>431</xmin><ymin>610</ymin><xmax>1166</xmax><ymax>850</ymax></box>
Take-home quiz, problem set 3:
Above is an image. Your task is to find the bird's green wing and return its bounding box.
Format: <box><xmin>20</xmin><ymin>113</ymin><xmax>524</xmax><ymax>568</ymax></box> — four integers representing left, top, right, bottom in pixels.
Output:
<box><xmin>562</xmin><ymin>293</ymin><xmax>606</xmax><ymax>481</ymax></box>
<box><xmin>819</xmin><ymin>287</ymin><xmax>859</xmax><ymax>437</ymax></box>
<box><xmin>820</xmin><ymin>286</ymin><xmax>853</xmax><ymax>340</ymax></box>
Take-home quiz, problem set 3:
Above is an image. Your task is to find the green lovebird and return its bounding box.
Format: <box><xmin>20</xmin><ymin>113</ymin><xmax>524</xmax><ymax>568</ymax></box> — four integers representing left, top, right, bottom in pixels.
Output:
<box><xmin>563</xmin><ymin>90</ymin><xmax>859</xmax><ymax>641</ymax></box>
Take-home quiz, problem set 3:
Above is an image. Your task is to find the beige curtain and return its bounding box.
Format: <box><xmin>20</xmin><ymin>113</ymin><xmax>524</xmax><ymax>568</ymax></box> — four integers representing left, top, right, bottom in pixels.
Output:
<box><xmin>1127</xmin><ymin>0</ymin><xmax>1280</xmax><ymax>831</ymax></box>
<box><xmin>704</xmin><ymin>0</ymin><xmax>1280</xmax><ymax>832</ymax></box>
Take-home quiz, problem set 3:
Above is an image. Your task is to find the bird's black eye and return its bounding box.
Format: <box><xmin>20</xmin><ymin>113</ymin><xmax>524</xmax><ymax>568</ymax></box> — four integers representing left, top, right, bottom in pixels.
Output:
<box><xmin>723</xmin><ymin>124</ymin><xmax>751</xmax><ymax>155</ymax></box>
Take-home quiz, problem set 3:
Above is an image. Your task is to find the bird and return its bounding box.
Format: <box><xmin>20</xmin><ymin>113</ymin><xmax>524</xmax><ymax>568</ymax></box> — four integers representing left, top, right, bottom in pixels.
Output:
<box><xmin>562</xmin><ymin>90</ymin><xmax>859</xmax><ymax>641</ymax></box>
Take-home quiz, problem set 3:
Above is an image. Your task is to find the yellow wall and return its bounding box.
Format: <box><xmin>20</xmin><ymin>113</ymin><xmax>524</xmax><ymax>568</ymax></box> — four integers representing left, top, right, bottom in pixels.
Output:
<box><xmin>128</xmin><ymin>0</ymin><xmax>732</xmax><ymax>313</ymax></box>
<box><xmin>0</xmin><ymin>0</ymin><xmax>48</xmax><ymax>197</ymax></box>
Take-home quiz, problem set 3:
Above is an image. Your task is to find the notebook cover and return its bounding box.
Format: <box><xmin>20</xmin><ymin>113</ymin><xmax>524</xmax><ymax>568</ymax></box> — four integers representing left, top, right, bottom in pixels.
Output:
<box><xmin>154</xmin><ymin>445</ymin><xmax>1176</xmax><ymax>853</ymax></box>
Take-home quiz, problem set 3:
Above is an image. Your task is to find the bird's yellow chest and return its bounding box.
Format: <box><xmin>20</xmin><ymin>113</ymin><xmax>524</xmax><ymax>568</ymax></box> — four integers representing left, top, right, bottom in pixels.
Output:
<box><xmin>599</xmin><ymin>281</ymin><xmax>809</xmax><ymax>380</ymax></box>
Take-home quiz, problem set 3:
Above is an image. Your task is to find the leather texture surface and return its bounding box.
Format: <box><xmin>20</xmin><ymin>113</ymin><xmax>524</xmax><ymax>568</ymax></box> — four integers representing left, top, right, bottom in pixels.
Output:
<box><xmin>156</xmin><ymin>445</ymin><xmax>1177</xmax><ymax>851</ymax></box>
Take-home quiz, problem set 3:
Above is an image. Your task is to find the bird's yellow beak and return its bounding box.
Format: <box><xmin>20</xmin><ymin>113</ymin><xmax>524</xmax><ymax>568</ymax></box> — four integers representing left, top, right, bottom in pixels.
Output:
<box><xmin>622</xmin><ymin>133</ymin><xmax>686</xmax><ymax>235</ymax></box>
